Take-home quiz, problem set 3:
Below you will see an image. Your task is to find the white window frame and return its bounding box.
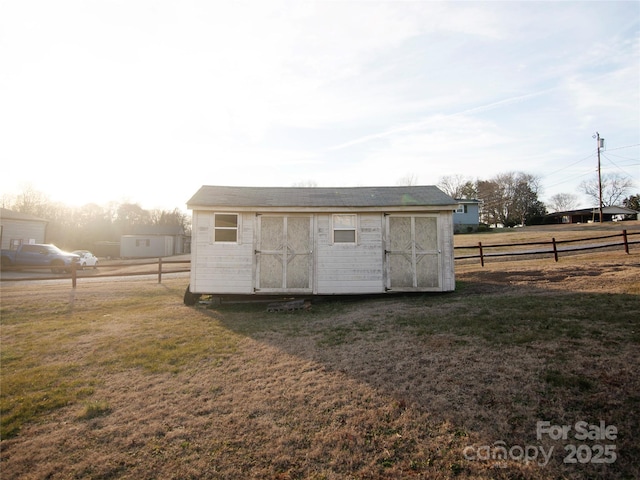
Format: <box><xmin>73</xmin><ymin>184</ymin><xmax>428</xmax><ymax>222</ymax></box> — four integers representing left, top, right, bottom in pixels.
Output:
<box><xmin>213</xmin><ymin>213</ymin><xmax>240</xmax><ymax>243</ymax></box>
<box><xmin>332</xmin><ymin>214</ymin><xmax>357</xmax><ymax>244</ymax></box>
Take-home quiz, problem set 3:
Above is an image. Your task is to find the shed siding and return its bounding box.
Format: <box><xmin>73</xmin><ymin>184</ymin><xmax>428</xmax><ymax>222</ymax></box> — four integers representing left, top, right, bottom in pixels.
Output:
<box><xmin>440</xmin><ymin>212</ymin><xmax>455</xmax><ymax>291</ymax></box>
<box><xmin>0</xmin><ymin>219</ymin><xmax>47</xmax><ymax>249</ymax></box>
<box><xmin>190</xmin><ymin>212</ymin><xmax>255</xmax><ymax>294</ymax></box>
<box><xmin>316</xmin><ymin>213</ymin><xmax>384</xmax><ymax>294</ymax></box>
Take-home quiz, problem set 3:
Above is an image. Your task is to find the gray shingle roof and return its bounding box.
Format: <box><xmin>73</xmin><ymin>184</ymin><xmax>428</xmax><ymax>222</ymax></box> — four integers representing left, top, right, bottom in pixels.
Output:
<box><xmin>0</xmin><ymin>208</ymin><xmax>49</xmax><ymax>223</ymax></box>
<box><xmin>187</xmin><ymin>185</ymin><xmax>456</xmax><ymax>209</ymax></box>
<box><xmin>129</xmin><ymin>225</ymin><xmax>186</xmax><ymax>236</ymax></box>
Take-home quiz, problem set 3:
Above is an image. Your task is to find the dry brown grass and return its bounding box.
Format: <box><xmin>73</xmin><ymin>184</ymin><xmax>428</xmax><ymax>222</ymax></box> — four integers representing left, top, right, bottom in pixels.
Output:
<box><xmin>1</xmin><ymin>234</ymin><xmax>639</xmax><ymax>479</ymax></box>
<box><xmin>454</xmin><ymin>220</ymin><xmax>640</xmax><ymax>247</ymax></box>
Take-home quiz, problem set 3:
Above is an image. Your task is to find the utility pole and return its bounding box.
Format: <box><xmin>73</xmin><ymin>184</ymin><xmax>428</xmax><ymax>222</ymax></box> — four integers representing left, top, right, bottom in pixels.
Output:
<box><xmin>595</xmin><ymin>132</ymin><xmax>604</xmax><ymax>223</ymax></box>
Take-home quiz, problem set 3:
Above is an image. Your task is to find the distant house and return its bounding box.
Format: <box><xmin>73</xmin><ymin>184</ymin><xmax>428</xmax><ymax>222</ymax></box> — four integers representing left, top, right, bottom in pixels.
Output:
<box><xmin>453</xmin><ymin>199</ymin><xmax>481</xmax><ymax>233</ymax></box>
<box><xmin>545</xmin><ymin>206</ymin><xmax>639</xmax><ymax>224</ymax></box>
<box><xmin>0</xmin><ymin>208</ymin><xmax>48</xmax><ymax>250</ymax></box>
<box><xmin>120</xmin><ymin>225</ymin><xmax>188</xmax><ymax>258</ymax></box>
<box><xmin>186</xmin><ymin>185</ymin><xmax>458</xmax><ymax>297</ymax></box>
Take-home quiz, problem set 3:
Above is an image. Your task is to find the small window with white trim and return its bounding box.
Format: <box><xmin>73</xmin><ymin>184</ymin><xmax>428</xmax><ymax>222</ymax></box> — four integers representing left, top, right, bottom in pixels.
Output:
<box><xmin>333</xmin><ymin>214</ymin><xmax>356</xmax><ymax>243</ymax></box>
<box><xmin>214</xmin><ymin>213</ymin><xmax>239</xmax><ymax>242</ymax></box>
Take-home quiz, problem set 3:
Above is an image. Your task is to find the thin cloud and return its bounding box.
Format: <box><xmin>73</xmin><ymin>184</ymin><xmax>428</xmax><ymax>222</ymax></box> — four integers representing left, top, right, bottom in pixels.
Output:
<box><xmin>328</xmin><ymin>89</ymin><xmax>555</xmax><ymax>151</ymax></box>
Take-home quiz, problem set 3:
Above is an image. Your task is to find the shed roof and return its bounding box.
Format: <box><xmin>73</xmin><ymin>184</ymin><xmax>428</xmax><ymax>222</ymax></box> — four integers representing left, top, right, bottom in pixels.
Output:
<box><xmin>0</xmin><ymin>208</ymin><xmax>49</xmax><ymax>223</ymax></box>
<box><xmin>188</xmin><ymin>185</ymin><xmax>456</xmax><ymax>210</ymax></box>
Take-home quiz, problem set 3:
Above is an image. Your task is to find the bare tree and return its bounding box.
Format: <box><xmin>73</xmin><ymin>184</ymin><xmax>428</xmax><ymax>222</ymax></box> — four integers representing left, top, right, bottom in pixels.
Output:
<box><xmin>12</xmin><ymin>184</ymin><xmax>51</xmax><ymax>217</ymax></box>
<box><xmin>548</xmin><ymin>193</ymin><xmax>579</xmax><ymax>212</ymax></box>
<box><xmin>116</xmin><ymin>203</ymin><xmax>150</xmax><ymax>233</ymax></box>
<box><xmin>477</xmin><ymin>172</ymin><xmax>544</xmax><ymax>226</ymax></box>
<box><xmin>1</xmin><ymin>192</ymin><xmax>14</xmax><ymax>208</ymax></box>
<box><xmin>396</xmin><ymin>173</ymin><xmax>419</xmax><ymax>186</ymax></box>
<box><xmin>150</xmin><ymin>208</ymin><xmax>191</xmax><ymax>232</ymax></box>
<box><xmin>579</xmin><ymin>173</ymin><xmax>634</xmax><ymax>207</ymax></box>
<box><xmin>291</xmin><ymin>180</ymin><xmax>318</xmax><ymax>187</ymax></box>
<box><xmin>437</xmin><ymin>175</ymin><xmax>476</xmax><ymax>199</ymax></box>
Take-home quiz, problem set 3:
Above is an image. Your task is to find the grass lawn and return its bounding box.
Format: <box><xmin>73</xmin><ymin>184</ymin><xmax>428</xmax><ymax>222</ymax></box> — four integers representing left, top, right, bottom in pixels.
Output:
<box><xmin>1</xmin><ymin>236</ymin><xmax>639</xmax><ymax>478</ymax></box>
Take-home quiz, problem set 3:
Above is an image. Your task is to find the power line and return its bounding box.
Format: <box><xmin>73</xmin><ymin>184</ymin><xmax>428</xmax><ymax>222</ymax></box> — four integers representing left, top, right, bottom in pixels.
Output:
<box><xmin>544</xmin><ymin>168</ymin><xmax>595</xmax><ymax>189</ymax></box>
<box><xmin>601</xmin><ymin>153</ymin><xmax>638</xmax><ymax>179</ymax></box>
<box><xmin>540</xmin><ymin>151</ymin><xmax>596</xmax><ymax>180</ymax></box>
<box><xmin>603</xmin><ymin>151</ymin><xmax>640</xmax><ymax>162</ymax></box>
<box><xmin>606</xmin><ymin>143</ymin><xmax>640</xmax><ymax>152</ymax></box>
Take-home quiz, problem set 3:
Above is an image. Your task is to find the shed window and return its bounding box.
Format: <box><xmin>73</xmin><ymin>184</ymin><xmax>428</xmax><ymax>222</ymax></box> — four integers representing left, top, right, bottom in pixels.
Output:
<box><xmin>214</xmin><ymin>214</ymin><xmax>239</xmax><ymax>242</ymax></box>
<box><xmin>333</xmin><ymin>214</ymin><xmax>356</xmax><ymax>243</ymax></box>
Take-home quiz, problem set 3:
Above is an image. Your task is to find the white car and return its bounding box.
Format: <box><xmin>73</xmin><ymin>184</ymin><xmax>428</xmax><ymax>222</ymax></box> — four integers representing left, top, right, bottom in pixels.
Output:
<box><xmin>72</xmin><ymin>250</ymin><xmax>99</xmax><ymax>269</ymax></box>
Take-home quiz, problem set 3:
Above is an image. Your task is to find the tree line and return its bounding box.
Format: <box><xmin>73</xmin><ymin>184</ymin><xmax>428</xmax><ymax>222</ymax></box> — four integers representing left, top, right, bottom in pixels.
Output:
<box><xmin>2</xmin><ymin>186</ymin><xmax>191</xmax><ymax>251</ymax></box>
<box><xmin>436</xmin><ymin>171</ymin><xmax>637</xmax><ymax>227</ymax></box>
<box><xmin>3</xmin><ymin>174</ymin><xmax>637</xmax><ymax>250</ymax></box>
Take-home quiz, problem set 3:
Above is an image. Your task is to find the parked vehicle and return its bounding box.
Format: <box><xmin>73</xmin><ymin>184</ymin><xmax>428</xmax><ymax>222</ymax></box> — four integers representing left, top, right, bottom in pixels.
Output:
<box><xmin>72</xmin><ymin>250</ymin><xmax>99</xmax><ymax>269</ymax></box>
<box><xmin>0</xmin><ymin>244</ymin><xmax>80</xmax><ymax>273</ymax></box>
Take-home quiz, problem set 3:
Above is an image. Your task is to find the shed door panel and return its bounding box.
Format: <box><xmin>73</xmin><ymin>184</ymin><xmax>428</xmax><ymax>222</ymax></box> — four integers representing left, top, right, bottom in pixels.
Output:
<box><xmin>387</xmin><ymin>215</ymin><xmax>440</xmax><ymax>290</ymax></box>
<box><xmin>414</xmin><ymin>217</ymin><xmax>439</xmax><ymax>288</ymax></box>
<box><xmin>259</xmin><ymin>217</ymin><xmax>284</xmax><ymax>288</ymax></box>
<box><xmin>388</xmin><ymin>217</ymin><xmax>414</xmax><ymax>287</ymax></box>
<box><xmin>257</xmin><ymin>216</ymin><xmax>312</xmax><ymax>291</ymax></box>
<box><xmin>285</xmin><ymin>216</ymin><xmax>311</xmax><ymax>289</ymax></box>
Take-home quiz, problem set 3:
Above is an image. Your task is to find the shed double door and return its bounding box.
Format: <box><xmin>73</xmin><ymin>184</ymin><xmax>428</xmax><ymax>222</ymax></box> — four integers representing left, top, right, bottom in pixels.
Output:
<box><xmin>256</xmin><ymin>215</ymin><xmax>313</xmax><ymax>292</ymax></box>
<box><xmin>386</xmin><ymin>215</ymin><xmax>441</xmax><ymax>290</ymax></box>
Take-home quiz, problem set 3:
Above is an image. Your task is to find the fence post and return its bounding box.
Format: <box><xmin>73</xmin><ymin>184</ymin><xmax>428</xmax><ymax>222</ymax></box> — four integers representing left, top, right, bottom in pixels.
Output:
<box><xmin>71</xmin><ymin>262</ymin><xmax>77</xmax><ymax>288</ymax></box>
<box><xmin>552</xmin><ymin>237</ymin><xmax>558</xmax><ymax>262</ymax></box>
<box><xmin>158</xmin><ymin>257</ymin><xmax>162</xmax><ymax>284</ymax></box>
<box><xmin>478</xmin><ymin>242</ymin><xmax>484</xmax><ymax>267</ymax></box>
<box><xmin>622</xmin><ymin>230</ymin><xmax>629</xmax><ymax>254</ymax></box>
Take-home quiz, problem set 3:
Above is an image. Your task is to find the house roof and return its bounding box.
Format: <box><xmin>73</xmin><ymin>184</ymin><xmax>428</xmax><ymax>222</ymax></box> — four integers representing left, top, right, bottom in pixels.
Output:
<box><xmin>129</xmin><ymin>225</ymin><xmax>185</xmax><ymax>236</ymax></box>
<box><xmin>595</xmin><ymin>206</ymin><xmax>639</xmax><ymax>215</ymax></box>
<box><xmin>0</xmin><ymin>208</ymin><xmax>49</xmax><ymax>223</ymax></box>
<box><xmin>187</xmin><ymin>185</ymin><xmax>457</xmax><ymax>211</ymax></box>
<box><xmin>547</xmin><ymin>206</ymin><xmax>639</xmax><ymax>217</ymax></box>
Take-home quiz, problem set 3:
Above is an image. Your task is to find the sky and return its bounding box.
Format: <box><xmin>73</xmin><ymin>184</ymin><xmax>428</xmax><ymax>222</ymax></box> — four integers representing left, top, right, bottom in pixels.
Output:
<box><xmin>1</xmin><ymin>0</ymin><xmax>639</xmax><ymax>212</ymax></box>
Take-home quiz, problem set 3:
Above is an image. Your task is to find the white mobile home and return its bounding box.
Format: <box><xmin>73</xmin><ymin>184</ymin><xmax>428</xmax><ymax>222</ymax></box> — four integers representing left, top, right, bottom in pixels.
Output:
<box><xmin>120</xmin><ymin>225</ymin><xmax>188</xmax><ymax>258</ymax></box>
<box><xmin>186</xmin><ymin>186</ymin><xmax>458</xmax><ymax>299</ymax></box>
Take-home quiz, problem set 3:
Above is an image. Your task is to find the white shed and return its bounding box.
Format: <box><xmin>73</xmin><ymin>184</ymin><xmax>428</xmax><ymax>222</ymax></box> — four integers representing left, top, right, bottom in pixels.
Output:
<box><xmin>186</xmin><ymin>185</ymin><xmax>458</xmax><ymax>298</ymax></box>
<box><xmin>0</xmin><ymin>208</ymin><xmax>48</xmax><ymax>250</ymax></box>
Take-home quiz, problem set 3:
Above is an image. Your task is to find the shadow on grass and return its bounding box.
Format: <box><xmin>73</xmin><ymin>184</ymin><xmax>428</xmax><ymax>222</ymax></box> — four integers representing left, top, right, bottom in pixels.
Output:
<box><xmin>206</xmin><ymin>274</ymin><xmax>640</xmax><ymax>479</ymax></box>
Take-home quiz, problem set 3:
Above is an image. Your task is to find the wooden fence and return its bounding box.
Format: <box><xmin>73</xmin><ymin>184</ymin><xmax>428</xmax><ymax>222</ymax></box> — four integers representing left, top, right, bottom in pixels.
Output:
<box><xmin>1</xmin><ymin>230</ymin><xmax>638</xmax><ymax>286</ymax></box>
<box><xmin>0</xmin><ymin>258</ymin><xmax>190</xmax><ymax>287</ymax></box>
<box><xmin>454</xmin><ymin>229</ymin><xmax>639</xmax><ymax>266</ymax></box>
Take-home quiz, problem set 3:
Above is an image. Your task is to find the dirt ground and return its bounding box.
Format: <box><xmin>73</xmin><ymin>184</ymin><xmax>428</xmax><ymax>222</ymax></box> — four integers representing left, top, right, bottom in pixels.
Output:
<box><xmin>1</xmin><ymin>244</ymin><xmax>639</xmax><ymax>479</ymax></box>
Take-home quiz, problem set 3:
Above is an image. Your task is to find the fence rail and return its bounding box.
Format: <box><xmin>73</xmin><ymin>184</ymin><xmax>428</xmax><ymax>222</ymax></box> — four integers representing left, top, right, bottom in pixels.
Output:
<box><xmin>454</xmin><ymin>229</ymin><xmax>639</xmax><ymax>266</ymax></box>
<box><xmin>0</xmin><ymin>258</ymin><xmax>190</xmax><ymax>286</ymax></box>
